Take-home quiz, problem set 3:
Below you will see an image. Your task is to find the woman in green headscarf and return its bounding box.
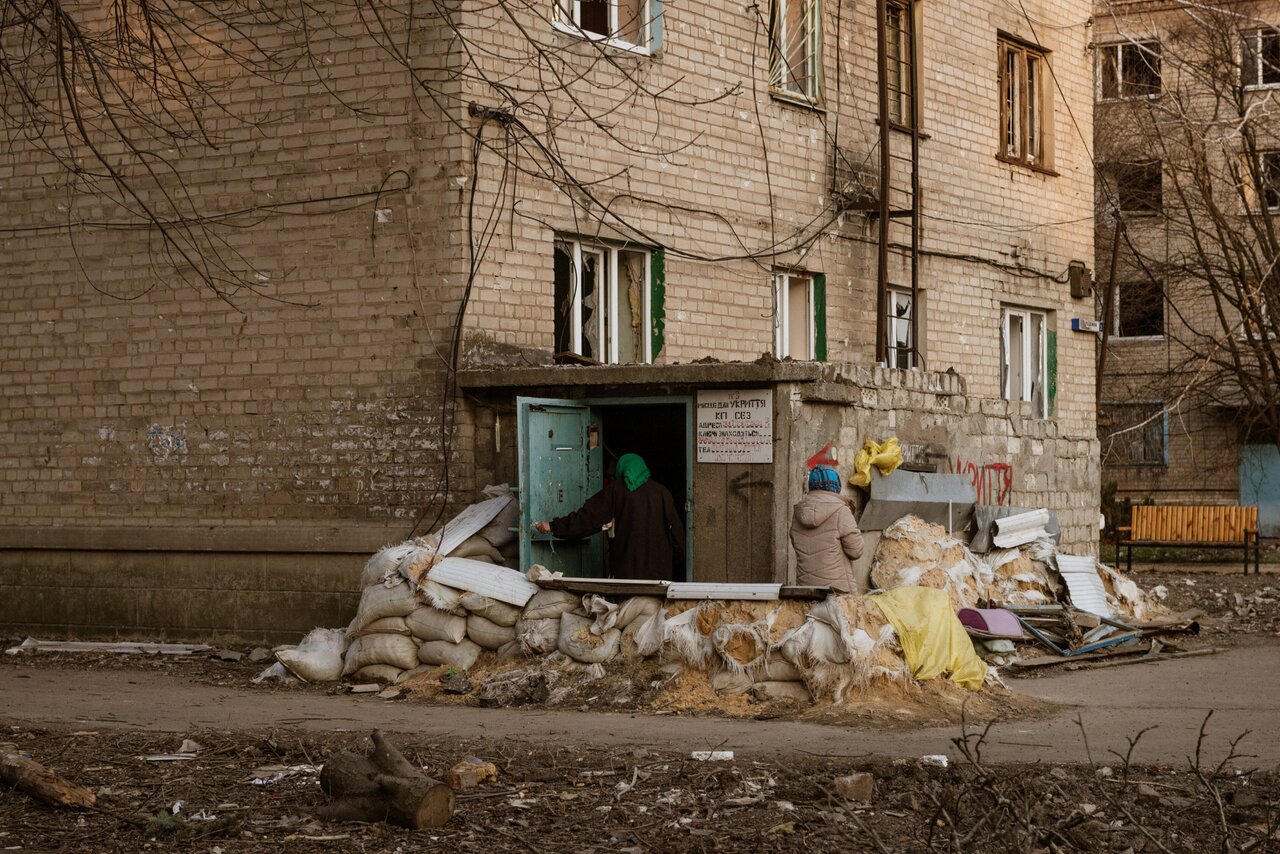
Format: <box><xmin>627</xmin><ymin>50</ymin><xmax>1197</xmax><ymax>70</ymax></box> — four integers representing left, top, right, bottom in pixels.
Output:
<box><xmin>535</xmin><ymin>452</ymin><xmax>685</xmax><ymax>580</ymax></box>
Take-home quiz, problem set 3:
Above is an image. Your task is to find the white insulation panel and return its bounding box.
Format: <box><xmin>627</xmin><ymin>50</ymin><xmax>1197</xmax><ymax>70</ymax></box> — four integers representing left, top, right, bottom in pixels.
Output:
<box><xmin>1056</xmin><ymin>554</ymin><xmax>1111</xmax><ymax>617</ymax></box>
<box><xmin>428</xmin><ymin>557</ymin><xmax>539</xmax><ymax>606</ymax></box>
<box><xmin>992</xmin><ymin>508</ymin><xmax>1051</xmax><ymax>549</ymax></box>
<box><xmin>666</xmin><ymin>583</ymin><xmax>782</xmax><ymax>601</ymax></box>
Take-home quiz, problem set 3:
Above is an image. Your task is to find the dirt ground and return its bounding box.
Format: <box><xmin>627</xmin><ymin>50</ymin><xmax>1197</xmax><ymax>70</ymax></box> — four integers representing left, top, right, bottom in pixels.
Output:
<box><xmin>2</xmin><ymin>566</ymin><xmax>1278</xmax><ymax>851</ymax></box>
<box><xmin>2</xmin><ymin>724</ymin><xmax>1277</xmax><ymax>853</ymax></box>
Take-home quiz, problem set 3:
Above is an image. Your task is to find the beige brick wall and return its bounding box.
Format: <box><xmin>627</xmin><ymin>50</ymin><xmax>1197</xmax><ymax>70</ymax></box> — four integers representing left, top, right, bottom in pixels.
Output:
<box><xmin>1093</xmin><ymin>1</ymin><xmax>1278</xmax><ymax>504</ymax></box>
<box><xmin>459</xmin><ymin>0</ymin><xmax>1097</xmax><ymax>438</ymax></box>
<box><xmin>0</xmin><ymin>7</ymin><xmax>473</xmax><ymax>536</ymax></box>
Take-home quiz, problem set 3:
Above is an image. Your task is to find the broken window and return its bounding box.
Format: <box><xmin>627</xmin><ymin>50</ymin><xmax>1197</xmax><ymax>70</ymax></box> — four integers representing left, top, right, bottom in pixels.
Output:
<box><xmin>1247</xmin><ymin>151</ymin><xmax>1280</xmax><ymax>210</ymax></box>
<box><xmin>1243</xmin><ymin>28</ymin><xmax>1280</xmax><ymax>88</ymax></box>
<box><xmin>1099</xmin><ymin>40</ymin><xmax>1161</xmax><ymax>100</ymax></box>
<box><xmin>998</xmin><ymin>37</ymin><xmax>1050</xmax><ymax>168</ymax></box>
<box><xmin>558</xmin><ymin>0</ymin><xmax>653</xmax><ymax>49</ymax></box>
<box><xmin>1115</xmin><ymin>279</ymin><xmax>1164</xmax><ymax>337</ymax></box>
<box><xmin>770</xmin><ymin>0</ymin><xmax>821</xmax><ymax>102</ymax></box>
<box><xmin>1109</xmin><ymin>160</ymin><xmax>1162</xmax><ymax>215</ymax></box>
<box><xmin>886</xmin><ymin>288</ymin><xmax>915</xmax><ymax>369</ymax></box>
<box><xmin>553</xmin><ymin>238</ymin><xmax>653</xmax><ymax>364</ymax></box>
<box><xmin>774</xmin><ymin>271</ymin><xmax>826</xmax><ymax>360</ymax></box>
<box><xmin>885</xmin><ymin>1</ymin><xmax>915</xmax><ymax>127</ymax></box>
<box><xmin>1099</xmin><ymin>401</ymin><xmax>1167</xmax><ymax>466</ymax></box>
<box><xmin>1002</xmin><ymin>307</ymin><xmax>1048</xmax><ymax>417</ymax></box>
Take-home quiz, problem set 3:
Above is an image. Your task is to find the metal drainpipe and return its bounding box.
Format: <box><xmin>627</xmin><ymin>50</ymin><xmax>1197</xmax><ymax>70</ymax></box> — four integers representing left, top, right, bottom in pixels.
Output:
<box><xmin>876</xmin><ymin>0</ymin><xmax>890</xmax><ymax>365</ymax></box>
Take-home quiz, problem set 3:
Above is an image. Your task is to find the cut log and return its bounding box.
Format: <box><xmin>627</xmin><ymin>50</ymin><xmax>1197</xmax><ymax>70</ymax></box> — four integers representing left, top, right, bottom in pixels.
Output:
<box><xmin>0</xmin><ymin>747</ymin><xmax>96</xmax><ymax>809</ymax></box>
<box><xmin>318</xmin><ymin>730</ymin><xmax>453</xmax><ymax>829</ymax></box>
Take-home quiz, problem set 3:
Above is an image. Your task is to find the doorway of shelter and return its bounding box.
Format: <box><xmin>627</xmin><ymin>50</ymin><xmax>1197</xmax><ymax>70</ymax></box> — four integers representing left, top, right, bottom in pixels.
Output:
<box><xmin>517</xmin><ymin>396</ymin><xmax>692</xmax><ymax>581</ymax></box>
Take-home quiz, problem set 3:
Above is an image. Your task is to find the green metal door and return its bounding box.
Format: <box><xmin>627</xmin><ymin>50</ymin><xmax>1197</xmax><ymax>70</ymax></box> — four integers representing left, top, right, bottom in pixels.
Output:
<box><xmin>517</xmin><ymin>397</ymin><xmax>604</xmax><ymax>576</ymax></box>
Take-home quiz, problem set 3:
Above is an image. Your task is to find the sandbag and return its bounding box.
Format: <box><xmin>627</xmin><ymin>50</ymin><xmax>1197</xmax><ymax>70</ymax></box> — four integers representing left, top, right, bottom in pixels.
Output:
<box><xmin>395</xmin><ymin>663</ymin><xmax>441</xmax><ymax>684</ymax></box>
<box><xmin>478</xmin><ymin>522</ymin><xmax>517</xmax><ymax>550</ymax></box>
<box><xmin>362</xmin><ymin>543</ymin><xmax>419</xmax><ymax>588</ymax></box>
<box><xmin>633</xmin><ymin>608</ymin><xmax>666</xmax><ymax>658</ymax></box>
<box><xmin>342</xmin><ymin>633</ymin><xmax>419</xmax><ymax>675</ymax></box>
<box><xmin>805</xmin><ymin>620</ymin><xmax>851</xmax><ymax>664</ymax></box>
<box><xmin>494</xmin><ymin>639</ymin><xmax>524</xmax><ymax>663</ymax></box>
<box><xmin>419</xmin><ymin>579</ymin><xmax>465</xmax><ymax>614</ymax></box>
<box><xmin>352</xmin><ymin>580</ymin><xmax>419</xmax><ymax>631</ymax></box>
<box><xmin>451</xmin><ymin>534</ymin><xmax>505</xmax><ymax>563</ymax></box>
<box><xmin>418</xmin><ymin>638</ymin><xmax>483</xmax><ymax>669</ymax></box>
<box><xmin>395</xmin><ymin>544</ymin><xmax>441</xmax><ymax>587</ymax></box>
<box><xmin>515</xmin><ymin>617</ymin><xmax>561</xmax><ymax>655</ymax></box>
<box><xmin>712</xmin><ymin>623</ymin><xmax>768</xmax><ymax>670</ymax></box>
<box><xmin>711</xmin><ymin>669</ymin><xmax>752</xmax><ymax>695</ymax></box>
<box><xmin>405</xmin><ymin>606</ymin><xmax>467</xmax><ymax>644</ymax></box>
<box><xmin>522</xmin><ymin>589</ymin><xmax>580</xmax><ymax>620</ymax></box>
<box><xmin>275</xmin><ymin>628</ymin><xmax>346</xmax><ymax>683</ymax></box>
<box><xmin>558</xmin><ymin>612</ymin><xmax>621</xmax><ymax>664</ymax></box>
<box><xmin>459</xmin><ymin>592</ymin><xmax>521</xmax><ymax>627</ymax></box>
<box><xmin>752</xmin><ymin>680</ymin><xmax>812</xmax><ymax>703</ymax></box>
<box><xmin>466</xmin><ymin>613</ymin><xmax>517</xmax><ymax>650</ymax></box>
<box><xmin>353</xmin><ymin>664</ymin><xmax>403</xmax><ymax>683</ymax></box>
<box><xmin>755</xmin><ymin>657</ymin><xmax>805</xmax><ymax>682</ymax></box>
<box><xmin>616</xmin><ymin>596</ymin><xmax>662</xmax><ymax>629</ymax></box>
<box><xmin>356</xmin><ymin>616</ymin><xmax>411</xmax><ymax>637</ymax></box>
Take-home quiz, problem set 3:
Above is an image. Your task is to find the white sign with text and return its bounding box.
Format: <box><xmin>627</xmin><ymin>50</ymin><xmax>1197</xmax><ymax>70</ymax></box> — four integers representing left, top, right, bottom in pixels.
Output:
<box><xmin>695</xmin><ymin>389</ymin><xmax>773</xmax><ymax>464</ymax></box>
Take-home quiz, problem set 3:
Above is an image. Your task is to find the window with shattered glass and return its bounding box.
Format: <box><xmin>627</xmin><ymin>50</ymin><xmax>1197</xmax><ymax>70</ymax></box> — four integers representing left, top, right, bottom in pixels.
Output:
<box><xmin>558</xmin><ymin>0</ymin><xmax>652</xmax><ymax>49</ymax></box>
<box><xmin>887</xmin><ymin>288</ymin><xmax>915</xmax><ymax>369</ymax></box>
<box><xmin>1002</xmin><ymin>307</ymin><xmax>1048</xmax><ymax>417</ymax></box>
<box><xmin>553</xmin><ymin>238</ymin><xmax>651</xmax><ymax>364</ymax></box>
<box><xmin>1099</xmin><ymin>401</ymin><xmax>1167</xmax><ymax>466</ymax></box>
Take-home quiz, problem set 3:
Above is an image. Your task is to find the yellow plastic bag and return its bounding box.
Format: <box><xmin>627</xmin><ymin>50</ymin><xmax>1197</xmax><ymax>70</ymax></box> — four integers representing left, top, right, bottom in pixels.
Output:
<box><xmin>850</xmin><ymin>437</ymin><xmax>903</xmax><ymax>489</ymax></box>
<box><xmin>870</xmin><ymin>586</ymin><xmax>988</xmax><ymax>691</ymax></box>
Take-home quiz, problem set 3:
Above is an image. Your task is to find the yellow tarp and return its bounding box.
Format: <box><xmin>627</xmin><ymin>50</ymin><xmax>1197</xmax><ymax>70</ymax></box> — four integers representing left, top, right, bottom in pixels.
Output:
<box><xmin>850</xmin><ymin>438</ymin><xmax>903</xmax><ymax>488</ymax></box>
<box><xmin>870</xmin><ymin>586</ymin><xmax>988</xmax><ymax>691</ymax></box>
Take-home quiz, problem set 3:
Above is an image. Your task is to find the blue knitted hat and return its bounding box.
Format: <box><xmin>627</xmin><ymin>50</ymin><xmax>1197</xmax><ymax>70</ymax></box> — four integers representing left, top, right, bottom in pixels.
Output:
<box><xmin>808</xmin><ymin>465</ymin><xmax>841</xmax><ymax>493</ymax></box>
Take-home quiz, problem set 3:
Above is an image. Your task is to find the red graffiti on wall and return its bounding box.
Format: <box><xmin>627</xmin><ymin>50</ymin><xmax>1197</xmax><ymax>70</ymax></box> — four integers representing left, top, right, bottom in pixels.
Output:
<box><xmin>806</xmin><ymin>440</ymin><xmax>839</xmax><ymax>469</ymax></box>
<box><xmin>949</xmin><ymin>457</ymin><xmax>1014</xmax><ymax>506</ymax></box>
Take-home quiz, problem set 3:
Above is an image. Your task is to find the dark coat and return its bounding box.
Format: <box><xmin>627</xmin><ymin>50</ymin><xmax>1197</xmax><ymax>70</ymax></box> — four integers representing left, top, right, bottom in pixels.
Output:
<box><xmin>550</xmin><ymin>479</ymin><xmax>686</xmax><ymax>580</ymax></box>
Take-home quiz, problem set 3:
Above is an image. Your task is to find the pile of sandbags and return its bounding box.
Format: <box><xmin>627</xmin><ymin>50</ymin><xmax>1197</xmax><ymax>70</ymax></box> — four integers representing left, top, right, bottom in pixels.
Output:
<box><xmin>870</xmin><ymin>516</ymin><xmax>994</xmax><ymax>609</ymax></box>
<box><xmin>340</xmin><ymin>541</ymin><xmax>534</xmax><ymax>683</ymax></box>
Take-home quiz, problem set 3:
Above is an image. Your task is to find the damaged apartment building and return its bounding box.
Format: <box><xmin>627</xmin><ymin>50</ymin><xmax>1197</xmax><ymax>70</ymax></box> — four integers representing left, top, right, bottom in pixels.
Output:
<box><xmin>1093</xmin><ymin>1</ymin><xmax>1280</xmax><ymax>535</ymax></box>
<box><xmin>0</xmin><ymin>0</ymin><xmax>1097</xmax><ymax>642</ymax></box>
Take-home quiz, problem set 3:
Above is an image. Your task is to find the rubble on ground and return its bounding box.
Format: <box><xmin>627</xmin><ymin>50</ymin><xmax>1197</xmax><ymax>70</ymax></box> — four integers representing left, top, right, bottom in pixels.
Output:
<box><xmin>260</xmin><ymin>486</ymin><xmax>1176</xmax><ymax>714</ymax></box>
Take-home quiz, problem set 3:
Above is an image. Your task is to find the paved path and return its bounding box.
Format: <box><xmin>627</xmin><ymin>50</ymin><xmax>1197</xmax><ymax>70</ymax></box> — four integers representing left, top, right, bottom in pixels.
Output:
<box><xmin>3</xmin><ymin>645</ymin><xmax>1277</xmax><ymax>766</ymax></box>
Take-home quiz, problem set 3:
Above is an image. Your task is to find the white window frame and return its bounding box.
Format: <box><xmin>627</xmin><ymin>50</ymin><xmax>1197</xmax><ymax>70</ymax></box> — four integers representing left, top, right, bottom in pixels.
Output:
<box><xmin>1098</xmin><ymin>40</ymin><xmax>1161</xmax><ymax>101</ymax></box>
<box><xmin>559</xmin><ymin>239</ymin><xmax>653</xmax><ymax>365</ymax></box>
<box><xmin>774</xmin><ymin>271</ymin><xmax>815</xmax><ymax>360</ymax></box>
<box><xmin>554</xmin><ymin>0</ymin><xmax>654</xmax><ymax>55</ymax></box>
<box><xmin>886</xmin><ymin>288</ymin><xmax>916</xmax><ymax>369</ymax></box>
<box><xmin>770</xmin><ymin>0</ymin><xmax>822</xmax><ymax>103</ymax></box>
<box><xmin>1002</xmin><ymin>307</ymin><xmax>1048</xmax><ymax>418</ymax></box>
<box><xmin>1243</xmin><ymin>28</ymin><xmax>1280</xmax><ymax>90</ymax></box>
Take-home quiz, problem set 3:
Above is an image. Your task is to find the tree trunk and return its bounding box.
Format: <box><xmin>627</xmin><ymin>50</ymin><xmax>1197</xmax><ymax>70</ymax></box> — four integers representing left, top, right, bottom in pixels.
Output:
<box><xmin>318</xmin><ymin>731</ymin><xmax>454</xmax><ymax>829</ymax></box>
<box><xmin>0</xmin><ymin>747</ymin><xmax>96</xmax><ymax>809</ymax></box>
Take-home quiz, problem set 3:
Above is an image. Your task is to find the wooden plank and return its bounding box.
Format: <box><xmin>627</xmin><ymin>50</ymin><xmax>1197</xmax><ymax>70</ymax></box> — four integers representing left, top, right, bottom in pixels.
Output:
<box><xmin>732</xmin><ymin>462</ymin><xmax>772</xmax><ymax>584</ymax></box>
<box><xmin>692</xmin><ymin>462</ymin><xmax>728</xmax><ymax>584</ymax></box>
<box><xmin>779</xmin><ymin>585</ymin><xmax>833</xmax><ymax>600</ymax></box>
<box><xmin>538</xmin><ymin>578</ymin><xmax>671</xmax><ymax>596</ymax></box>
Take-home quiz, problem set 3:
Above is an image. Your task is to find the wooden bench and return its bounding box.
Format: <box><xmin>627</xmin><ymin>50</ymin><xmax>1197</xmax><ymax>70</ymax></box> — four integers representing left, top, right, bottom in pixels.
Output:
<box><xmin>1116</xmin><ymin>505</ymin><xmax>1260</xmax><ymax>575</ymax></box>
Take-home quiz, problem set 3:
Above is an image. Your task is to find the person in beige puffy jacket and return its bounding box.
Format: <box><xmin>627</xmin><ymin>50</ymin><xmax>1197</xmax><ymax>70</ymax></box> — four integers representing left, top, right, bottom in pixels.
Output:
<box><xmin>789</xmin><ymin>465</ymin><xmax>864</xmax><ymax>593</ymax></box>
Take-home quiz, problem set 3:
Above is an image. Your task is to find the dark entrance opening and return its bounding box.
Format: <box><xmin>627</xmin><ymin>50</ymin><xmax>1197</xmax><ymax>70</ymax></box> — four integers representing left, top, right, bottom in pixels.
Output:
<box><xmin>597</xmin><ymin>402</ymin><xmax>689</xmax><ymax>581</ymax></box>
